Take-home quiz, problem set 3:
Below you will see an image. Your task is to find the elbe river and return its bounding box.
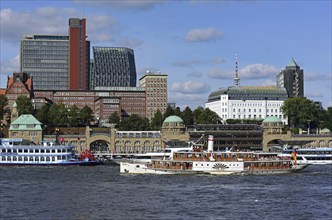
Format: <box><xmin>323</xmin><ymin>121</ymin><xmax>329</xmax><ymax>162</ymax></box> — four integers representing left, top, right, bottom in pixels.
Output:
<box><xmin>0</xmin><ymin>165</ymin><xmax>331</xmax><ymax>220</ymax></box>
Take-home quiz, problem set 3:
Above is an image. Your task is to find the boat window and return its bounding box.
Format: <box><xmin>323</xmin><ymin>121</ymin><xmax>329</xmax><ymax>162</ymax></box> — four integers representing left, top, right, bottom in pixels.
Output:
<box><xmin>35</xmin><ymin>157</ymin><xmax>39</xmax><ymax>161</ymax></box>
<box><xmin>29</xmin><ymin>149</ymin><xmax>33</xmax><ymax>153</ymax></box>
<box><xmin>18</xmin><ymin>156</ymin><xmax>22</xmax><ymax>161</ymax></box>
<box><xmin>18</xmin><ymin>149</ymin><xmax>22</xmax><ymax>153</ymax></box>
<box><xmin>1</xmin><ymin>149</ymin><xmax>6</xmax><ymax>153</ymax></box>
<box><xmin>13</xmin><ymin>149</ymin><xmax>17</xmax><ymax>153</ymax></box>
<box><xmin>35</xmin><ymin>149</ymin><xmax>40</xmax><ymax>153</ymax></box>
<box><xmin>232</xmin><ymin>154</ymin><xmax>236</xmax><ymax>158</ymax></box>
<box><xmin>24</xmin><ymin>149</ymin><xmax>28</xmax><ymax>153</ymax></box>
<box><xmin>7</xmin><ymin>156</ymin><xmax>11</xmax><ymax>161</ymax></box>
<box><xmin>224</xmin><ymin>154</ymin><xmax>228</xmax><ymax>158</ymax></box>
<box><xmin>1</xmin><ymin>156</ymin><xmax>6</xmax><ymax>161</ymax></box>
<box><xmin>46</xmin><ymin>157</ymin><xmax>50</xmax><ymax>161</ymax></box>
<box><xmin>24</xmin><ymin>157</ymin><xmax>28</xmax><ymax>161</ymax></box>
<box><xmin>46</xmin><ymin>150</ymin><xmax>50</xmax><ymax>153</ymax></box>
<box><xmin>52</xmin><ymin>157</ymin><xmax>55</xmax><ymax>161</ymax></box>
<box><xmin>52</xmin><ymin>149</ymin><xmax>56</xmax><ymax>153</ymax></box>
<box><xmin>41</xmin><ymin>149</ymin><xmax>45</xmax><ymax>153</ymax></box>
<box><xmin>62</xmin><ymin>149</ymin><xmax>66</xmax><ymax>153</ymax></box>
<box><xmin>13</xmin><ymin>156</ymin><xmax>17</xmax><ymax>161</ymax></box>
<box><xmin>62</xmin><ymin>156</ymin><xmax>66</xmax><ymax>160</ymax></box>
<box><xmin>29</xmin><ymin>157</ymin><xmax>33</xmax><ymax>161</ymax></box>
<box><xmin>57</xmin><ymin>156</ymin><xmax>61</xmax><ymax>160</ymax></box>
<box><xmin>41</xmin><ymin>157</ymin><xmax>45</xmax><ymax>161</ymax></box>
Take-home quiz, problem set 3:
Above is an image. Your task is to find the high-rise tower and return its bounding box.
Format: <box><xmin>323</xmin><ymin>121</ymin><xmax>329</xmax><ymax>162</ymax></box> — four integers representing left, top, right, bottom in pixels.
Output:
<box><xmin>277</xmin><ymin>58</ymin><xmax>304</xmax><ymax>98</ymax></box>
<box><xmin>234</xmin><ymin>53</ymin><xmax>240</xmax><ymax>87</ymax></box>
<box><xmin>69</xmin><ymin>18</ymin><xmax>88</xmax><ymax>90</ymax></box>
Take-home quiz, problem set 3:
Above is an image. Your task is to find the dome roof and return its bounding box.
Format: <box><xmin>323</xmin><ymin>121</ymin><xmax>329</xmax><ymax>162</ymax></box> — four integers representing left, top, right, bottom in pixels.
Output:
<box><xmin>321</xmin><ymin>128</ymin><xmax>331</xmax><ymax>133</ymax></box>
<box><xmin>263</xmin><ymin>116</ymin><xmax>282</xmax><ymax>123</ymax></box>
<box><xmin>163</xmin><ymin>115</ymin><xmax>184</xmax><ymax>123</ymax></box>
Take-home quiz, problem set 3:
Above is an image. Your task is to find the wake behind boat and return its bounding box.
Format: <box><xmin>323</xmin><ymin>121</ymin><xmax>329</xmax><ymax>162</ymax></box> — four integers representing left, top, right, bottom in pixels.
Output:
<box><xmin>0</xmin><ymin>138</ymin><xmax>99</xmax><ymax>166</ymax></box>
<box><xmin>120</xmin><ymin>135</ymin><xmax>309</xmax><ymax>175</ymax></box>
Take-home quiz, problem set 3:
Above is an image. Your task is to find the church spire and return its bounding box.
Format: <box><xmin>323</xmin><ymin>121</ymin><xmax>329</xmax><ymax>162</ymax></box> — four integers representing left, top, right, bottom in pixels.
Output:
<box><xmin>234</xmin><ymin>52</ymin><xmax>240</xmax><ymax>87</ymax></box>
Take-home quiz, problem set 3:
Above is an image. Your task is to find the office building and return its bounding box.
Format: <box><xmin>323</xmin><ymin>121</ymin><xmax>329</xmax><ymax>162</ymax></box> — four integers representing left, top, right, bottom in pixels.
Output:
<box><xmin>277</xmin><ymin>58</ymin><xmax>304</xmax><ymax>98</ymax></box>
<box><xmin>20</xmin><ymin>18</ymin><xmax>89</xmax><ymax>90</ymax></box>
<box><xmin>92</xmin><ymin>47</ymin><xmax>137</xmax><ymax>88</ymax></box>
<box><xmin>68</xmin><ymin>18</ymin><xmax>89</xmax><ymax>90</ymax></box>
<box><xmin>205</xmin><ymin>86</ymin><xmax>288</xmax><ymax>124</ymax></box>
<box><xmin>139</xmin><ymin>72</ymin><xmax>168</xmax><ymax>120</ymax></box>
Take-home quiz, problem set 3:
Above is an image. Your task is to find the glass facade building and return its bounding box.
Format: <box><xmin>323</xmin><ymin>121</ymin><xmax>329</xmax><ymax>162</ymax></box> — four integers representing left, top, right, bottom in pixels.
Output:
<box><xmin>20</xmin><ymin>35</ymin><xmax>69</xmax><ymax>90</ymax></box>
<box><xmin>92</xmin><ymin>47</ymin><xmax>137</xmax><ymax>88</ymax></box>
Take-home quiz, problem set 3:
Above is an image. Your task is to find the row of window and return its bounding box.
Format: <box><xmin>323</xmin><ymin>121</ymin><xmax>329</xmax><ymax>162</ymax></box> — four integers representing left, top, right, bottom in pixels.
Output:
<box><xmin>1</xmin><ymin>155</ymin><xmax>70</xmax><ymax>162</ymax></box>
<box><xmin>1</xmin><ymin>148</ymin><xmax>71</xmax><ymax>154</ymax></box>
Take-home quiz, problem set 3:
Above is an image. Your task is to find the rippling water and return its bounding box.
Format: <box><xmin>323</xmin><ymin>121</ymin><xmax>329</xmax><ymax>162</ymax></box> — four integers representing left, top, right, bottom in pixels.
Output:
<box><xmin>0</xmin><ymin>165</ymin><xmax>331</xmax><ymax>220</ymax></box>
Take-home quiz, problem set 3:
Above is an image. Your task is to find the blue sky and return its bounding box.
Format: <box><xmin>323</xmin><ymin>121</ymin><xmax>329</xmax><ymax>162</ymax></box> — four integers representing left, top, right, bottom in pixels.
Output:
<box><xmin>1</xmin><ymin>0</ymin><xmax>331</xmax><ymax>110</ymax></box>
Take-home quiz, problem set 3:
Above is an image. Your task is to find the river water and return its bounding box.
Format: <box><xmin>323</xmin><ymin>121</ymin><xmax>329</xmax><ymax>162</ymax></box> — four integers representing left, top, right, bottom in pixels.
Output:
<box><xmin>0</xmin><ymin>165</ymin><xmax>331</xmax><ymax>220</ymax></box>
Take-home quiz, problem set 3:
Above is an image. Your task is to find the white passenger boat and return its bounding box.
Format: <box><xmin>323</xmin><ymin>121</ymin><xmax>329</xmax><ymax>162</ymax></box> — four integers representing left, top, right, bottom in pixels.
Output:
<box><xmin>120</xmin><ymin>136</ymin><xmax>309</xmax><ymax>175</ymax></box>
<box><xmin>279</xmin><ymin>147</ymin><xmax>332</xmax><ymax>165</ymax></box>
<box><xmin>112</xmin><ymin>146</ymin><xmax>192</xmax><ymax>165</ymax></box>
<box><xmin>0</xmin><ymin>138</ymin><xmax>99</xmax><ymax>166</ymax></box>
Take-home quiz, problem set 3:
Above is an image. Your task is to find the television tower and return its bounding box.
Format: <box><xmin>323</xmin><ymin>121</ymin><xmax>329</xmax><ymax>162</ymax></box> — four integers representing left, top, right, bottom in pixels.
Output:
<box><xmin>234</xmin><ymin>52</ymin><xmax>240</xmax><ymax>87</ymax></box>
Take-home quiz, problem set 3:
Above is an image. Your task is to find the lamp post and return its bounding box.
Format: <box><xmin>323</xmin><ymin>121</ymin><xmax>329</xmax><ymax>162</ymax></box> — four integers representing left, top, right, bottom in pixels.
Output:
<box><xmin>307</xmin><ymin>120</ymin><xmax>311</xmax><ymax>134</ymax></box>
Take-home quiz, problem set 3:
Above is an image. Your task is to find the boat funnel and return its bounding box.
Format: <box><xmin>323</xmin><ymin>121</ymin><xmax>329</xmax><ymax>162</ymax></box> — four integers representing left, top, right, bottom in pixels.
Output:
<box><xmin>208</xmin><ymin>135</ymin><xmax>214</xmax><ymax>152</ymax></box>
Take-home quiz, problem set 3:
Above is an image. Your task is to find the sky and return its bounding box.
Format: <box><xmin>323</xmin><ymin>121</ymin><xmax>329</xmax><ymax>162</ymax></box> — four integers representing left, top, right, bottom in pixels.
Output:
<box><xmin>0</xmin><ymin>0</ymin><xmax>331</xmax><ymax>110</ymax></box>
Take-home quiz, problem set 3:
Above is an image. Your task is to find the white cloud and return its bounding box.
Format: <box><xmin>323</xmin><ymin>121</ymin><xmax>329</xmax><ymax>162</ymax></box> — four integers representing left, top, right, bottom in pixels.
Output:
<box><xmin>240</xmin><ymin>64</ymin><xmax>279</xmax><ymax>79</ymax></box>
<box><xmin>185</xmin><ymin>28</ymin><xmax>223</xmax><ymax>42</ymax></box>
<box><xmin>207</xmin><ymin>63</ymin><xmax>279</xmax><ymax>80</ymax></box>
<box><xmin>171</xmin><ymin>81</ymin><xmax>210</xmax><ymax>94</ymax></box>
<box><xmin>169</xmin><ymin>92</ymin><xmax>208</xmax><ymax>110</ymax></box>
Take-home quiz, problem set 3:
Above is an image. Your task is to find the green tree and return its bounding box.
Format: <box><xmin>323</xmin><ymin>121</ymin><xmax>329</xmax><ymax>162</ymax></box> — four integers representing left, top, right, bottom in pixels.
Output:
<box><xmin>281</xmin><ymin>97</ymin><xmax>318</xmax><ymax>129</ymax></box>
<box><xmin>0</xmin><ymin>95</ymin><xmax>8</xmax><ymax>121</ymax></box>
<box><xmin>182</xmin><ymin>106</ymin><xmax>193</xmax><ymax>126</ymax></box>
<box><xmin>151</xmin><ymin>109</ymin><xmax>163</xmax><ymax>130</ymax></box>
<box><xmin>320</xmin><ymin>107</ymin><xmax>332</xmax><ymax>131</ymax></box>
<box><xmin>80</xmin><ymin>105</ymin><xmax>93</xmax><ymax>126</ymax></box>
<box><xmin>174</xmin><ymin>107</ymin><xmax>182</xmax><ymax>118</ymax></box>
<box><xmin>164</xmin><ymin>106</ymin><xmax>174</xmax><ymax>118</ymax></box>
<box><xmin>109</xmin><ymin>111</ymin><xmax>120</xmax><ymax>124</ymax></box>
<box><xmin>196</xmin><ymin>108</ymin><xmax>221</xmax><ymax>124</ymax></box>
<box><xmin>119</xmin><ymin>114</ymin><xmax>150</xmax><ymax>131</ymax></box>
<box><xmin>68</xmin><ymin>105</ymin><xmax>80</xmax><ymax>127</ymax></box>
<box><xmin>48</xmin><ymin>103</ymin><xmax>68</xmax><ymax>126</ymax></box>
<box><xmin>35</xmin><ymin>104</ymin><xmax>50</xmax><ymax>125</ymax></box>
<box><xmin>192</xmin><ymin>106</ymin><xmax>204</xmax><ymax>124</ymax></box>
<box><xmin>16</xmin><ymin>95</ymin><xmax>33</xmax><ymax>115</ymax></box>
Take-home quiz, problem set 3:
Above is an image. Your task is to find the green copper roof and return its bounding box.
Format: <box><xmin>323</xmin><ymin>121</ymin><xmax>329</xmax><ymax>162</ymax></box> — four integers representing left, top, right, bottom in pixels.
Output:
<box><xmin>207</xmin><ymin>86</ymin><xmax>288</xmax><ymax>102</ymax></box>
<box><xmin>321</xmin><ymin>128</ymin><xmax>331</xmax><ymax>133</ymax></box>
<box><xmin>164</xmin><ymin>115</ymin><xmax>184</xmax><ymax>123</ymax></box>
<box><xmin>286</xmin><ymin>58</ymin><xmax>299</xmax><ymax>68</ymax></box>
<box><xmin>262</xmin><ymin>116</ymin><xmax>282</xmax><ymax>123</ymax></box>
<box><xmin>9</xmin><ymin>114</ymin><xmax>42</xmax><ymax>131</ymax></box>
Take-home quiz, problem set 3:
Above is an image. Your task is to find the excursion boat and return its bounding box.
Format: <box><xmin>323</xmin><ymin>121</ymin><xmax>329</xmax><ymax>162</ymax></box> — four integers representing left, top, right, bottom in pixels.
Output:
<box><xmin>120</xmin><ymin>136</ymin><xmax>309</xmax><ymax>175</ymax></box>
<box><xmin>111</xmin><ymin>146</ymin><xmax>192</xmax><ymax>165</ymax></box>
<box><xmin>0</xmin><ymin>138</ymin><xmax>99</xmax><ymax>166</ymax></box>
<box><xmin>279</xmin><ymin>147</ymin><xmax>332</xmax><ymax>165</ymax></box>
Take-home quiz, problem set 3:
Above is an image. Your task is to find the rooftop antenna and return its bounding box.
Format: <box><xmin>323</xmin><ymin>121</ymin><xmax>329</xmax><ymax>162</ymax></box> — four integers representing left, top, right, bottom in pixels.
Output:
<box><xmin>234</xmin><ymin>52</ymin><xmax>240</xmax><ymax>87</ymax></box>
